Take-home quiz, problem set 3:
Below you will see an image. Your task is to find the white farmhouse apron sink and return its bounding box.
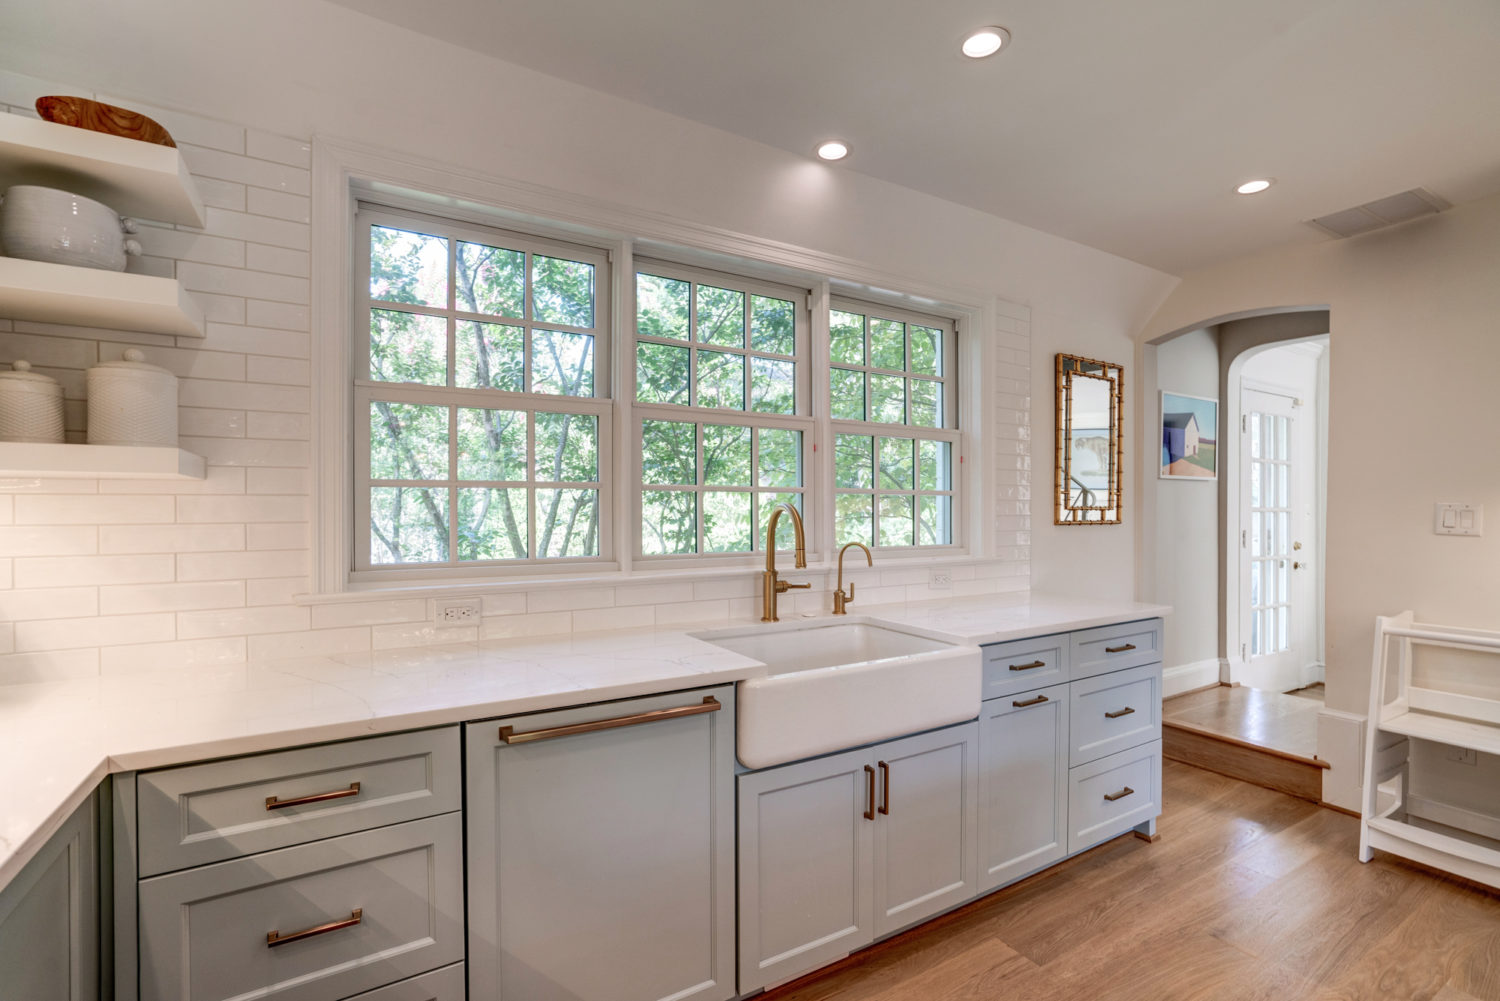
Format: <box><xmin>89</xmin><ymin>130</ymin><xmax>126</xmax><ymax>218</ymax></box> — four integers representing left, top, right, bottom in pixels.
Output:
<box><xmin>693</xmin><ymin>617</ymin><xmax>982</xmax><ymax>769</ymax></box>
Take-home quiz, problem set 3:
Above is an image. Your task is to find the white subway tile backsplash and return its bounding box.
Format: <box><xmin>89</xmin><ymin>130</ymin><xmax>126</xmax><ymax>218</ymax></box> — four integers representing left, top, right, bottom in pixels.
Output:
<box><xmin>0</xmin><ymin>558</ymin><xmax>11</xmax><ymax>589</ymax></box>
<box><xmin>204</xmin><ymin>207</ymin><xmax>311</xmax><ymax>251</ymax></box>
<box><xmin>372</xmin><ymin>621</ymin><xmax>477</xmax><ymax>651</ymax></box>
<box><xmin>132</xmin><ymin>226</ymin><xmax>247</xmax><ymax>268</ymax></box>
<box><xmin>178</xmin><ymin>378</ymin><xmax>309</xmax><ymax>414</ymax></box>
<box><xmin>246</xmin><ymin>468</ymin><xmax>309</xmax><ymax>495</ymax></box>
<box><xmin>181</xmin><ymin>145</ymin><xmax>310</xmax><ymax>195</ymax></box>
<box><xmin>0</xmin><ymin>495</ymin><xmax>11</xmax><ymax>524</ymax></box>
<box><xmin>194</xmin><ymin>177</ymin><xmax>248</xmax><ymax>212</ymax></box>
<box><xmin>179</xmin><ymin>408</ymin><xmax>247</xmax><ymax>438</ymax></box>
<box><xmin>192</xmin><ymin>292</ymin><xmax>248</xmax><ymax>324</ymax></box>
<box><xmin>247</xmin><ymin>188</ymin><xmax>311</xmax><ymax>224</ymax></box>
<box><xmin>203</xmin><ymin>323</ymin><xmax>310</xmax><ymax>360</ymax></box>
<box><xmin>15</xmin><ymin>613</ymin><xmax>174</xmax><ymax>652</ymax></box>
<box><xmin>0</xmin><ymin>525</ymin><xmax>97</xmax><ymax>555</ymax></box>
<box><xmin>310</xmin><ymin>599</ymin><xmax>428</xmax><ymax>630</ymax></box>
<box><xmin>101</xmin><ymin>637</ymin><xmax>247</xmax><ymax>674</ymax></box>
<box><xmin>176</xmin><ymin>494</ymin><xmax>305</xmax><ymax>523</ymax></box>
<box><xmin>245</xmin><ymin>300</ymin><xmax>311</xmax><ymax>331</ymax></box>
<box><xmin>99</xmin><ymin>580</ymin><xmax>245</xmax><ymax>615</ymax></box>
<box><xmin>246</xmin><ymin>411</ymin><xmax>310</xmax><ymax>440</ymax></box>
<box><xmin>14</xmin><ymin>555</ymin><xmax>175</xmax><ymax>588</ymax></box>
<box><xmin>102</xmin><ymin>466</ymin><xmax>247</xmax><ymax>495</ymax></box>
<box><xmin>527</xmin><ymin>588</ymin><xmax>615</xmax><ymax>613</ymax></box>
<box><xmin>247</xmin><ymin>355</ymin><xmax>311</xmax><ymax>386</ymax></box>
<box><xmin>246</xmin><ymin>522</ymin><xmax>308</xmax><ymax>551</ymax></box>
<box><xmin>246</xmin><ymin>577</ymin><xmax>304</xmax><ymax>607</ymax></box>
<box><xmin>100</xmin><ymin>340</ymin><xmax>247</xmax><ymax>380</ymax></box>
<box><xmin>177</xmin><ymin>261</ymin><xmax>310</xmax><ymax>305</ymax></box>
<box><xmin>0</xmin><ymin>587</ymin><xmax>99</xmax><ymax>622</ymax></box>
<box><xmin>249</xmin><ymin>627</ymin><xmax>370</xmax><ymax>661</ymax></box>
<box><xmin>246</xmin><ymin>244</ymin><xmax>311</xmax><ymax>278</ymax></box>
<box><xmin>246</xmin><ymin>130</ymin><xmax>312</xmax><ymax>169</ymax></box>
<box><xmin>98</xmin><ymin>523</ymin><xmax>245</xmax><ymax>555</ymax></box>
<box><xmin>0</xmin><ymin>623</ymin><xmax>12</xmax><ymax>655</ymax></box>
<box><xmin>177</xmin><ymin>549</ymin><xmax>308</xmax><ymax>581</ymax></box>
<box><xmin>177</xmin><ymin>605</ymin><xmax>310</xmax><ymax>639</ymax></box>
<box><xmin>572</xmin><ymin>605</ymin><xmax>654</xmax><ymax>633</ymax></box>
<box><xmin>179</xmin><ymin>437</ymin><xmax>310</xmax><ymax>467</ymax></box>
<box><xmin>480</xmin><ymin>593</ymin><xmax>528</xmax><ymax>616</ymax></box>
<box><xmin>16</xmin><ymin>495</ymin><xmax>174</xmax><ymax>525</ymax></box>
<box><xmin>480</xmin><ymin>611</ymin><xmax>571</xmax><ymax>640</ymax></box>
<box><xmin>0</xmin><ymin>649</ymin><xmax>99</xmax><ymax>685</ymax></box>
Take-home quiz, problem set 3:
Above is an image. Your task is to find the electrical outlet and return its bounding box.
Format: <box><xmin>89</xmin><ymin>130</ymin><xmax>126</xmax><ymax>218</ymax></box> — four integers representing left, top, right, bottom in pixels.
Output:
<box><xmin>1445</xmin><ymin>746</ymin><xmax>1478</xmax><ymax>766</ymax></box>
<box><xmin>930</xmin><ymin>569</ymin><xmax>953</xmax><ymax>589</ymax></box>
<box><xmin>435</xmin><ymin>597</ymin><xmax>482</xmax><ymax>626</ymax></box>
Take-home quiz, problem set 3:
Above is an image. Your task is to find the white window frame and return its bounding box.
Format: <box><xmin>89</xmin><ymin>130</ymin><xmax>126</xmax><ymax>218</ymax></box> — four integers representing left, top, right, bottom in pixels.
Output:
<box><xmin>350</xmin><ymin>204</ymin><xmax>615</xmax><ymax>581</ymax></box>
<box><xmin>310</xmin><ymin>139</ymin><xmax>996</xmax><ymax>596</ymax></box>
<box><xmin>630</xmin><ymin>258</ymin><xmax>816</xmax><ymax>565</ymax></box>
<box><xmin>827</xmin><ymin>296</ymin><xmax>963</xmax><ymax>554</ymax></box>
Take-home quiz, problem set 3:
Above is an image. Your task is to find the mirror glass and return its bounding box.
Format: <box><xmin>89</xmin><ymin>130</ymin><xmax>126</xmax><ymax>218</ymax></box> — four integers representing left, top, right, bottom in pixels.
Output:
<box><xmin>1055</xmin><ymin>353</ymin><xmax>1123</xmax><ymax>524</ymax></box>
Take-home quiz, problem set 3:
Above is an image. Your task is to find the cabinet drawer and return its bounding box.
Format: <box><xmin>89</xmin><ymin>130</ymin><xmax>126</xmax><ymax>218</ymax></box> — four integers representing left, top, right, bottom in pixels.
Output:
<box><xmin>1070</xmin><ymin>619</ymin><xmax>1162</xmax><ymax>679</ymax></box>
<box><xmin>139</xmin><ymin>813</ymin><xmax>464</xmax><ymax>1001</ymax></box>
<box><xmin>137</xmin><ymin>727</ymin><xmax>461</xmax><ymax>876</ymax></box>
<box><xmin>343</xmin><ymin>964</ymin><xmax>465</xmax><ymax>1000</ymax></box>
<box><xmin>1067</xmin><ymin>740</ymin><xmax>1161</xmax><ymax>854</ymax></box>
<box><xmin>981</xmin><ymin>634</ymin><xmax>1068</xmax><ymax>699</ymax></box>
<box><xmin>1068</xmin><ymin>663</ymin><xmax>1161</xmax><ymax>765</ymax></box>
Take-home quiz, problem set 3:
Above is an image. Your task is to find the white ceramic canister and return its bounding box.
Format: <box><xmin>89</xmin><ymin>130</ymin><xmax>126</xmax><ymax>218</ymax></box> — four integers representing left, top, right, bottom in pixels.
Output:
<box><xmin>86</xmin><ymin>349</ymin><xmax>178</xmax><ymax>447</ymax></box>
<box><xmin>0</xmin><ymin>185</ymin><xmax>142</xmax><ymax>272</ymax></box>
<box><xmin>0</xmin><ymin>360</ymin><xmax>66</xmax><ymax>443</ymax></box>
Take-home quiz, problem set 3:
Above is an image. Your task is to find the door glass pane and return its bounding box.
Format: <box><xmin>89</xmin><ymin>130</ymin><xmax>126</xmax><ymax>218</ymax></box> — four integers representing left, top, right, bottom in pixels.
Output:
<box><xmin>1251</xmin><ymin>512</ymin><xmax>1263</xmax><ymax>556</ymax></box>
<box><xmin>1250</xmin><ymin>413</ymin><xmax>1262</xmax><ymax>458</ymax></box>
<box><xmin>1250</xmin><ymin>561</ymin><xmax>1261</xmax><ymax>605</ymax></box>
<box><xmin>1279</xmin><ymin>561</ymin><xmax>1289</xmax><ymax>606</ymax></box>
<box><xmin>1250</xmin><ymin>462</ymin><xmax>1261</xmax><ymax>506</ymax></box>
<box><xmin>1264</xmin><ymin>562</ymin><xmax>1276</xmax><ymax>605</ymax></box>
<box><xmin>1278</xmin><ymin>464</ymin><xmax>1289</xmax><ymax>507</ymax></box>
<box><xmin>1251</xmin><ymin>610</ymin><xmax>1261</xmax><ymax>655</ymax></box>
<box><xmin>1276</xmin><ymin>416</ymin><xmax>1289</xmax><ymax>461</ymax></box>
<box><xmin>1278</xmin><ymin>513</ymin><xmax>1289</xmax><ymax>555</ymax></box>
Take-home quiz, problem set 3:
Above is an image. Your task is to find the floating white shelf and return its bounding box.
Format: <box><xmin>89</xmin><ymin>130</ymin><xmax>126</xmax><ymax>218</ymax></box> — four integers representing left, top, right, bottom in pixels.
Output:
<box><xmin>0</xmin><ymin>442</ymin><xmax>205</xmax><ymax>480</ymax></box>
<box><xmin>0</xmin><ymin>114</ymin><xmax>205</xmax><ymax>227</ymax></box>
<box><xmin>0</xmin><ymin>257</ymin><xmax>204</xmax><ymax>338</ymax></box>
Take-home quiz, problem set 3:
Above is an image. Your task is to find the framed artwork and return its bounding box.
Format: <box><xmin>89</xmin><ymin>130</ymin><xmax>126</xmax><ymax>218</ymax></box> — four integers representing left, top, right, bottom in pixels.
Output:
<box><xmin>1160</xmin><ymin>391</ymin><xmax>1218</xmax><ymax>480</ymax></box>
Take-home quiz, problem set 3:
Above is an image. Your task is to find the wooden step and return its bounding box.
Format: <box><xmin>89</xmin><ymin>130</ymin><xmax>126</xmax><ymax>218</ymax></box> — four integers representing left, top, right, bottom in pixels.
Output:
<box><xmin>1162</xmin><ymin>719</ymin><xmax>1326</xmax><ymax>802</ymax></box>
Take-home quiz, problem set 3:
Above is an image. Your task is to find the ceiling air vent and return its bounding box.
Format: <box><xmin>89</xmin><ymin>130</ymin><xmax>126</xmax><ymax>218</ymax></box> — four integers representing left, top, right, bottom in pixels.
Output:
<box><xmin>1305</xmin><ymin>188</ymin><xmax>1451</xmax><ymax>239</ymax></box>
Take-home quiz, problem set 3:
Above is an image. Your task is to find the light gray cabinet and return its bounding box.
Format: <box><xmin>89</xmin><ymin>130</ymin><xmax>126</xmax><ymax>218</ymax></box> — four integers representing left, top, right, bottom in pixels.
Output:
<box><xmin>737</xmin><ymin>722</ymin><xmax>979</xmax><ymax>993</ymax></box>
<box><xmin>977</xmin><ymin>682</ymin><xmax>1069</xmax><ymax>891</ymax></box>
<box><xmin>0</xmin><ymin>791</ymin><xmax>98</xmax><ymax>1001</ymax></box>
<box><xmin>466</xmin><ymin>686</ymin><xmax>737</xmax><ymax>1001</ymax></box>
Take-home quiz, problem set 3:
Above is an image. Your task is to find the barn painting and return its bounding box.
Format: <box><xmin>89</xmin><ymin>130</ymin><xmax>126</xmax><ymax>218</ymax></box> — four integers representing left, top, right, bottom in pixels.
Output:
<box><xmin>1161</xmin><ymin>391</ymin><xmax>1218</xmax><ymax>479</ymax></box>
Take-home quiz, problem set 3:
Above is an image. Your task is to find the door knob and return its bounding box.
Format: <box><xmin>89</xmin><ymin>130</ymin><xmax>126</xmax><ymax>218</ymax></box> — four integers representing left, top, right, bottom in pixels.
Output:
<box><xmin>1293</xmin><ymin>541</ymin><xmax>1303</xmax><ymax>551</ymax></box>
<box><xmin>1293</xmin><ymin>561</ymin><xmax>1306</xmax><ymax>570</ymax></box>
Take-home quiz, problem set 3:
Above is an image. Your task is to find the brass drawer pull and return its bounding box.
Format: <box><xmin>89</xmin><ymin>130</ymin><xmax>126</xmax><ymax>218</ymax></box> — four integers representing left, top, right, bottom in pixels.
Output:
<box><xmin>1104</xmin><ymin>786</ymin><xmax>1135</xmax><ymax>802</ymax></box>
<box><xmin>1105</xmin><ymin>707</ymin><xmax>1136</xmax><ymax>719</ymax></box>
<box><xmin>265</xmin><ymin>782</ymin><xmax>361</xmax><ymax>811</ymax></box>
<box><xmin>1105</xmin><ymin>643</ymin><xmax>1137</xmax><ymax>654</ymax></box>
<box><xmin>864</xmin><ymin>765</ymin><xmax>876</xmax><ymax>821</ymax></box>
<box><xmin>878</xmin><ymin>761</ymin><xmax>890</xmax><ymax>816</ymax></box>
<box><xmin>1009</xmin><ymin>660</ymin><xmax>1046</xmax><ymax>671</ymax></box>
<box><xmin>1013</xmin><ymin>694</ymin><xmax>1049</xmax><ymax>708</ymax></box>
<box><xmin>499</xmin><ymin>696</ymin><xmax>720</xmax><ymax>744</ymax></box>
<box><xmin>267</xmin><ymin>908</ymin><xmax>362</xmax><ymax>947</ymax></box>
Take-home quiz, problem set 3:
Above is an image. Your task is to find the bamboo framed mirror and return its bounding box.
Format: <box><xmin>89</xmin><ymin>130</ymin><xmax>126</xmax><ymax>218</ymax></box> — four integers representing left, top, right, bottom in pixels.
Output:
<box><xmin>1054</xmin><ymin>353</ymin><xmax>1123</xmax><ymax>524</ymax></box>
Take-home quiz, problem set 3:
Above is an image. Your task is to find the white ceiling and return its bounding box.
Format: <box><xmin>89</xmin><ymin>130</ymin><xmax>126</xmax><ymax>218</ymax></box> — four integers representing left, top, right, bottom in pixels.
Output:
<box><xmin>324</xmin><ymin>0</ymin><xmax>1500</xmax><ymax>274</ymax></box>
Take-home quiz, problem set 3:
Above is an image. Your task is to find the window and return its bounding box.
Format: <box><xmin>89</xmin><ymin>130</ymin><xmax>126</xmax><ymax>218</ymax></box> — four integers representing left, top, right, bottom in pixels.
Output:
<box><xmin>828</xmin><ymin>299</ymin><xmax>959</xmax><ymax>550</ymax></box>
<box><xmin>347</xmin><ymin>202</ymin><xmax>965</xmax><ymax>584</ymax></box>
<box><xmin>354</xmin><ymin>207</ymin><xmax>611</xmax><ymax>573</ymax></box>
<box><xmin>633</xmin><ymin>261</ymin><xmax>812</xmax><ymax>558</ymax></box>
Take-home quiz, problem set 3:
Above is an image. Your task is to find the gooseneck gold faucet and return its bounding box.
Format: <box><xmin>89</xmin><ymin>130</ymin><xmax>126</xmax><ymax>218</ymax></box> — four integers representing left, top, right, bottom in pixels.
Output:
<box><xmin>832</xmin><ymin>541</ymin><xmax>872</xmax><ymax>615</ymax></box>
<box><xmin>761</xmin><ymin>502</ymin><xmax>809</xmax><ymax>622</ymax></box>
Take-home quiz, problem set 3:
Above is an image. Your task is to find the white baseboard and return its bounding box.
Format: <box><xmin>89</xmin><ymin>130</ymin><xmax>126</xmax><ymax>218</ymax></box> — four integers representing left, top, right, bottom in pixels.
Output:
<box><xmin>1163</xmin><ymin>659</ymin><xmax>1221</xmax><ymax>698</ymax></box>
<box><xmin>1301</xmin><ymin>661</ymin><xmax>1326</xmax><ymax>687</ymax></box>
<box><xmin>1317</xmin><ymin>708</ymin><xmax>1366</xmax><ymax>811</ymax></box>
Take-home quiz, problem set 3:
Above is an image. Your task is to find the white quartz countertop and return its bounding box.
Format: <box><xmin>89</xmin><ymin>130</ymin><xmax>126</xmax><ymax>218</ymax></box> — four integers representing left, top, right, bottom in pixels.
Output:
<box><xmin>0</xmin><ymin>591</ymin><xmax>1167</xmax><ymax>887</ymax></box>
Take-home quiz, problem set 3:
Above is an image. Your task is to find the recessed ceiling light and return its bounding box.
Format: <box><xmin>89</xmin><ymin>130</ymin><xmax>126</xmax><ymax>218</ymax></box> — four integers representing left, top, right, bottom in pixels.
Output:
<box><xmin>816</xmin><ymin>140</ymin><xmax>849</xmax><ymax>161</ymax></box>
<box><xmin>1236</xmin><ymin>178</ymin><xmax>1274</xmax><ymax>195</ymax></box>
<box><xmin>962</xmin><ymin>26</ymin><xmax>1010</xmax><ymax>59</ymax></box>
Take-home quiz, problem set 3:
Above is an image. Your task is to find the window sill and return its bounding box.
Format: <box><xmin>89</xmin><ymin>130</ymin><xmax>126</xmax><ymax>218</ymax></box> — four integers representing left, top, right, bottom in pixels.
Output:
<box><xmin>294</xmin><ymin>549</ymin><xmax>984</xmax><ymax>606</ymax></box>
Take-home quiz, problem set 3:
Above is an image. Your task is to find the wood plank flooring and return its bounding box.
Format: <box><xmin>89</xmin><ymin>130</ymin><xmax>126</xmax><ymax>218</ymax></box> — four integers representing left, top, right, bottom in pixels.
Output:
<box><xmin>761</xmin><ymin>760</ymin><xmax>1500</xmax><ymax>1001</ymax></box>
<box><xmin>1162</xmin><ymin>685</ymin><xmax>1322</xmax><ymax>760</ymax></box>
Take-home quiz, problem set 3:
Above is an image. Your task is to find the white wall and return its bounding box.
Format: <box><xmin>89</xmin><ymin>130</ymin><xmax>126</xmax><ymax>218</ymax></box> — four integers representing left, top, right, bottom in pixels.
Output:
<box><xmin>0</xmin><ymin>2</ymin><xmax>1178</xmax><ymax>681</ymax></box>
<box><xmin>1142</xmin><ymin>329</ymin><xmax>1220</xmax><ymax>690</ymax></box>
<box><xmin>1140</xmin><ymin>191</ymin><xmax>1500</xmax><ymax>804</ymax></box>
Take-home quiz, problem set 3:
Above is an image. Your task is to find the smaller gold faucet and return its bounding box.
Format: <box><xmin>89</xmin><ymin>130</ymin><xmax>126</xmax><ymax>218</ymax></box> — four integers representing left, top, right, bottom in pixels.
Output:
<box><xmin>832</xmin><ymin>541</ymin><xmax>873</xmax><ymax>615</ymax></box>
<box><xmin>761</xmin><ymin>502</ymin><xmax>809</xmax><ymax>622</ymax></box>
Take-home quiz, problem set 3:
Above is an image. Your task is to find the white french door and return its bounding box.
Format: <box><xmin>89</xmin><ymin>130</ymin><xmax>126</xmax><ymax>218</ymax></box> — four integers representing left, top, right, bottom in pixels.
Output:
<box><xmin>1239</xmin><ymin>388</ymin><xmax>1314</xmax><ymax>692</ymax></box>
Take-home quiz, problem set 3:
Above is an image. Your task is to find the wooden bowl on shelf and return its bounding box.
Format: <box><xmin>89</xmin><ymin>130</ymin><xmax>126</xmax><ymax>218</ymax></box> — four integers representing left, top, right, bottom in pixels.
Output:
<box><xmin>35</xmin><ymin>96</ymin><xmax>176</xmax><ymax>148</ymax></box>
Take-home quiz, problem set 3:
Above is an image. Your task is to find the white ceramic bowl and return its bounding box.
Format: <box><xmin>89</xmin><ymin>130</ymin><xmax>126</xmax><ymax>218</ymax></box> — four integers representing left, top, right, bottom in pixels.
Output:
<box><xmin>0</xmin><ymin>185</ymin><xmax>141</xmax><ymax>272</ymax></box>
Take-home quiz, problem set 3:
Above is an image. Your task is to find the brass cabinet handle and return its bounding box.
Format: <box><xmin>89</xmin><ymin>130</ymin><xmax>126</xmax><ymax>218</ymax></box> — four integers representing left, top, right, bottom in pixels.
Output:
<box><xmin>1008</xmin><ymin>660</ymin><xmax>1046</xmax><ymax>671</ymax></box>
<box><xmin>1105</xmin><ymin>707</ymin><xmax>1136</xmax><ymax>719</ymax></box>
<box><xmin>863</xmin><ymin>765</ymin><xmax>876</xmax><ymax>821</ymax></box>
<box><xmin>499</xmin><ymin>696</ymin><xmax>720</xmax><ymax>744</ymax></box>
<box><xmin>1105</xmin><ymin>643</ymin><xmax>1136</xmax><ymax>654</ymax></box>
<box><xmin>265</xmin><ymin>782</ymin><xmax>361</xmax><ymax>811</ymax></box>
<box><xmin>267</xmin><ymin>908</ymin><xmax>362</xmax><ymax>947</ymax></box>
<box><xmin>1104</xmin><ymin>786</ymin><xmax>1135</xmax><ymax>802</ymax></box>
<box><xmin>1013</xmin><ymin>694</ymin><xmax>1049</xmax><ymax>708</ymax></box>
<box><xmin>878</xmin><ymin>761</ymin><xmax>890</xmax><ymax>816</ymax></box>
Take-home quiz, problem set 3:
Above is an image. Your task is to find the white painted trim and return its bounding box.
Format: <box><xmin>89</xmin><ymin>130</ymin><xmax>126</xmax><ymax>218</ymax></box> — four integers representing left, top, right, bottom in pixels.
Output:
<box><xmin>1407</xmin><ymin>794</ymin><xmax>1500</xmax><ymax>845</ymax></box>
<box><xmin>310</xmin><ymin>135</ymin><xmax>1013</xmax><ymax>594</ymax></box>
<box><xmin>1317</xmin><ymin>707</ymin><xmax>1367</xmax><ymax>811</ymax></box>
<box><xmin>1162</xmin><ymin>658</ymin><xmax>1221</xmax><ymax>698</ymax></box>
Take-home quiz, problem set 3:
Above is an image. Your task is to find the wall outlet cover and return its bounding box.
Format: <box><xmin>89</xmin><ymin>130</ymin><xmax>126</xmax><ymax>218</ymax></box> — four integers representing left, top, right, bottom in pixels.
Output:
<box><xmin>930</xmin><ymin>569</ymin><xmax>953</xmax><ymax>589</ymax></box>
<box><xmin>435</xmin><ymin>596</ymin><xmax>483</xmax><ymax>625</ymax></box>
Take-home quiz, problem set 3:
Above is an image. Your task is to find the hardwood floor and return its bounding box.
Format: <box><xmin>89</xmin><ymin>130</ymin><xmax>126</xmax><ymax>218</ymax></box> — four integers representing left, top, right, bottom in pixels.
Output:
<box><xmin>761</xmin><ymin>760</ymin><xmax>1500</xmax><ymax>1001</ymax></box>
<box><xmin>1162</xmin><ymin>685</ymin><xmax>1321</xmax><ymax>760</ymax></box>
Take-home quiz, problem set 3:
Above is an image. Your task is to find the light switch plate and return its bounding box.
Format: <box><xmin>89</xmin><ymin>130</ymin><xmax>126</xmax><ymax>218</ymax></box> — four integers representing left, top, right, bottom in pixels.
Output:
<box><xmin>1434</xmin><ymin>503</ymin><xmax>1483</xmax><ymax>536</ymax></box>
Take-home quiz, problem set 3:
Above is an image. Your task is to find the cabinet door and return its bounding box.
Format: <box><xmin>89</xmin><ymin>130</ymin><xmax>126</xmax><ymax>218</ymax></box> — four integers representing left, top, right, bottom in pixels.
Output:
<box><xmin>0</xmin><ymin>791</ymin><xmax>98</xmax><ymax>1001</ymax></box>
<box><xmin>467</xmin><ymin>687</ymin><xmax>736</xmax><ymax>1001</ymax></box>
<box><xmin>737</xmin><ymin>746</ymin><xmax>875</xmax><ymax>994</ymax></box>
<box><xmin>872</xmin><ymin>723</ymin><xmax>979</xmax><ymax>936</ymax></box>
<box><xmin>978</xmin><ymin>684</ymin><xmax>1069</xmax><ymax>892</ymax></box>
